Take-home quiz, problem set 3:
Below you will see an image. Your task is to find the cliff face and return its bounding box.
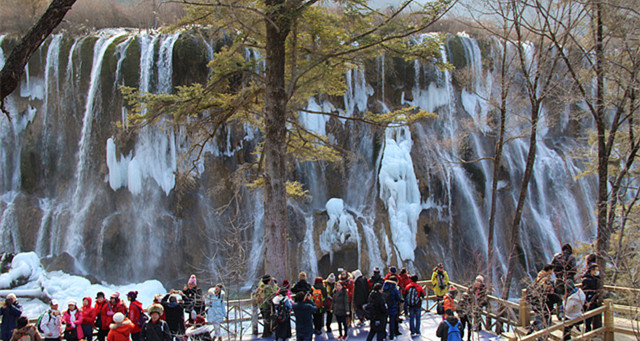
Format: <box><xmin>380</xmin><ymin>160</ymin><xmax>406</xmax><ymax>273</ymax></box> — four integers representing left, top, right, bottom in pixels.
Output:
<box><xmin>0</xmin><ymin>29</ymin><xmax>596</xmax><ymax>289</ymax></box>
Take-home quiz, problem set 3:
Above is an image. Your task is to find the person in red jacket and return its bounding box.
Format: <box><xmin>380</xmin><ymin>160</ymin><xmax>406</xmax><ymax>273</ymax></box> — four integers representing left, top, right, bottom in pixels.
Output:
<box><xmin>95</xmin><ymin>292</ymin><xmax>109</xmax><ymax>341</ymax></box>
<box><xmin>62</xmin><ymin>300</ymin><xmax>84</xmax><ymax>341</ymax></box>
<box><xmin>81</xmin><ymin>297</ymin><xmax>96</xmax><ymax>341</ymax></box>
<box><xmin>101</xmin><ymin>293</ymin><xmax>128</xmax><ymax>335</ymax></box>
<box><xmin>127</xmin><ymin>291</ymin><xmax>145</xmax><ymax>341</ymax></box>
<box><xmin>107</xmin><ymin>313</ymin><xmax>133</xmax><ymax>341</ymax></box>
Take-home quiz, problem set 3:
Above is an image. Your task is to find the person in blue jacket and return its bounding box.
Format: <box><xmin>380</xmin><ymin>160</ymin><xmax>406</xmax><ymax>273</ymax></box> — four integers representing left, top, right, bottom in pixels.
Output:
<box><xmin>0</xmin><ymin>294</ymin><xmax>23</xmax><ymax>341</ymax></box>
<box><xmin>382</xmin><ymin>277</ymin><xmax>402</xmax><ymax>340</ymax></box>
<box><xmin>292</xmin><ymin>292</ymin><xmax>317</xmax><ymax>341</ymax></box>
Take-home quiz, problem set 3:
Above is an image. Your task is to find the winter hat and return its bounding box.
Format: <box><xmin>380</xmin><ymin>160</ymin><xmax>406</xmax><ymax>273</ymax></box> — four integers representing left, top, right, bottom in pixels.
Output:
<box><xmin>262</xmin><ymin>274</ymin><xmax>272</xmax><ymax>284</ymax></box>
<box><xmin>282</xmin><ymin>279</ymin><xmax>290</xmax><ymax>289</ymax></box>
<box><xmin>113</xmin><ymin>312</ymin><xmax>125</xmax><ymax>323</ymax></box>
<box><xmin>561</xmin><ymin>243</ymin><xmax>573</xmax><ymax>253</ymax></box>
<box><xmin>6</xmin><ymin>293</ymin><xmax>16</xmax><ymax>301</ymax></box>
<box><xmin>373</xmin><ymin>267</ymin><xmax>380</xmax><ymax>274</ymax></box>
<box><xmin>352</xmin><ymin>269</ymin><xmax>362</xmax><ymax>279</ymax></box>
<box><xmin>327</xmin><ymin>273</ymin><xmax>336</xmax><ymax>283</ymax></box>
<box><xmin>188</xmin><ymin>275</ymin><xmax>197</xmax><ymax>286</ymax></box>
<box><xmin>298</xmin><ymin>272</ymin><xmax>307</xmax><ymax>281</ymax></box>
<box><xmin>208</xmin><ymin>288</ymin><xmax>216</xmax><ymax>296</ymax></box>
<box><xmin>195</xmin><ymin>315</ymin><xmax>206</xmax><ymax>326</ymax></box>
<box><xmin>148</xmin><ymin>304</ymin><xmax>164</xmax><ymax>315</ymax></box>
<box><xmin>390</xmin><ymin>266</ymin><xmax>397</xmax><ymax>274</ymax></box>
<box><xmin>127</xmin><ymin>291</ymin><xmax>138</xmax><ymax>300</ymax></box>
<box><xmin>110</xmin><ymin>292</ymin><xmax>120</xmax><ymax>299</ymax></box>
<box><xmin>50</xmin><ymin>299</ymin><xmax>59</xmax><ymax>307</ymax></box>
<box><xmin>314</xmin><ymin>277</ymin><xmax>324</xmax><ymax>285</ymax></box>
<box><xmin>476</xmin><ymin>275</ymin><xmax>484</xmax><ymax>283</ymax></box>
<box><xmin>67</xmin><ymin>299</ymin><xmax>77</xmax><ymax>306</ymax></box>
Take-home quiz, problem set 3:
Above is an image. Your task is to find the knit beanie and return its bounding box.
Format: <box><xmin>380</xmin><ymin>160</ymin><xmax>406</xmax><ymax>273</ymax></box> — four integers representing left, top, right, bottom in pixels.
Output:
<box><xmin>188</xmin><ymin>275</ymin><xmax>197</xmax><ymax>286</ymax></box>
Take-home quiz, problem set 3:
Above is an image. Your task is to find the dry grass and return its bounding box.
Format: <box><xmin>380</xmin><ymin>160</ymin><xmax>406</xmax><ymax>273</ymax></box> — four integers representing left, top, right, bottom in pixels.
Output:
<box><xmin>0</xmin><ymin>0</ymin><xmax>185</xmax><ymax>34</ymax></box>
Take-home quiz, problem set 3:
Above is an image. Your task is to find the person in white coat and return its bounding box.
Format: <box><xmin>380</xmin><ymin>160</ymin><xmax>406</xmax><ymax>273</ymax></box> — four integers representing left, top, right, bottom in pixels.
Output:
<box><xmin>206</xmin><ymin>284</ymin><xmax>225</xmax><ymax>341</ymax></box>
<box><xmin>40</xmin><ymin>300</ymin><xmax>62</xmax><ymax>341</ymax></box>
<box><xmin>563</xmin><ymin>281</ymin><xmax>586</xmax><ymax>340</ymax></box>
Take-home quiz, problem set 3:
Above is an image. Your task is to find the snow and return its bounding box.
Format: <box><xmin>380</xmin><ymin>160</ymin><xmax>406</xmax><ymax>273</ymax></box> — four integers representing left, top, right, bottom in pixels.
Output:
<box><xmin>319</xmin><ymin>198</ymin><xmax>359</xmax><ymax>263</ymax></box>
<box><xmin>378</xmin><ymin>127</ymin><xmax>421</xmax><ymax>263</ymax></box>
<box><xmin>0</xmin><ymin>252</ymin><xmax>166</xmax><ymax>319</ymax></box>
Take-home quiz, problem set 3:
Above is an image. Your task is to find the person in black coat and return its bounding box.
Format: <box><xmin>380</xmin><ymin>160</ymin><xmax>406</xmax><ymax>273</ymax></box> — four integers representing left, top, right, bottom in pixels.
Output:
<box><xmin>436</xmin><ymin>309</ymin><xmax>460</xmax><ymax>341</ymax></box>
<box><xmin>352</xmin><ymin>270</ymin><xmax>369</xmax><ymax>325</ymax></box>
<box><xmin>365</xmin><ymin>283</ymin><xmax>387</xmax><ymax>341</ymax></box>
<box><xmin>161</xmin><ymin>292</ymin><xmax>186</xmax><ymax>341</ymax></box>
<box><xmin>291</xmin><ymin>272</ymin><xmax>312</xmax><ymax>295</ymax></box>
<box><xmin>292</xmin><ymin>292</ymin><xmax>317</xmax><ymax>341</ymax></box>
<box><xmin>182</xmin><ymin>275</ymin><xmax>205</xmax><ymax>319</ymax></box>
<box><xmin>582</xmin><ymin>263</ymin><xmax>603</xmax><ymax>331</ymax></box>
<box><xmin>141</xmin><ymin>305</ymin><xmax>171</xmax><ymax>341</ymax></box>
<box><xmin>0</xmin><ymin>294</ymin><xmax>23</xmax><ymax>341</ymax></box>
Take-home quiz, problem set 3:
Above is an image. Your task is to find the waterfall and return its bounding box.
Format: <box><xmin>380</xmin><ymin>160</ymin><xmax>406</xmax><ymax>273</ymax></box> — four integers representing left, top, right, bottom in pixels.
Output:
<box><xmin>68</xmin><ymin>31</ymin><xmax>127</xmax><ymax>261</ymax></box>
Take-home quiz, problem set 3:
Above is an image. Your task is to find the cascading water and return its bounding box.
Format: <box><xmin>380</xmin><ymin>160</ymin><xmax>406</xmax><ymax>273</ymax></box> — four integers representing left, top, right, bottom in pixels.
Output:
<box><xmin>0</xmin><ymin>30</ymin><xmax>598</xmax><ymax>287</ymax></box>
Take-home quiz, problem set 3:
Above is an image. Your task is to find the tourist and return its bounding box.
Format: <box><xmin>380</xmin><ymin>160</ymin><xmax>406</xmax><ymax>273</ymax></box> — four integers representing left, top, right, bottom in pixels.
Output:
<box><xmin>107</xmin><ymin>313</ymin><xmax>133</xmax><ymax>341</ymax></box>
<box><xmin>183</xmin><ymin>275</ymin><xmax>205</xmax><ymax>320</ymax></box>
<box><xmin>272</xmin><ymin>289</ymin><xmax>292</xmax><ymax>341</ymax></box>
<box><xmin>94</xmin><ymin>292</ymin><xmax>109</xmax><ymax>341</ymax></box>
<box><xmin>41</xmin><ymin>300</ymin><xmax>62</xmax><ymax>341</ymax></box>
<box><xmin>365</xmin><ymin>283</ymin><xmax>387</xmax><ymax>341</ymax></box>
<box><xmin>368</xmin><ymin>268</ymin><xmax>384</xmax><ymax>290</ymax></box>
<box><xmin>338</xmin><ymin>270</ymin><xmax>354</xmax><ymax>325</ymax></box>
<box><xmin>469</xmin><ymin>275</ymin><xmax>487</xmax><ymax>330</ymax></box>
<box><xmin>184</xmin><ymin>316</ymin><xmax>211</xmax><ymax>341</ymax></box>
<box><xmin>205</xmin><ymin>284</ymin><xmax>225</xmax><ymax>341</ymax></box>
<box><xmin>332</xmin><ymin>281</ymin><xmax>350</xmax><ymax>340</ymax></box>
<box><xmin>382</xmin><ymin>276</ymin><xmax>401</xmax><ymax>340</ymax></box>
<box><xmin>292</xmin><ymin>292</ymin><xmax>317</xmax><ymax>341</ymax></box>
<box><xmin>352</xmin><ymin>269</ymin><xmax>368</xmax><ymax>326</ymax></box>
<box><xmin>397</xmin><ymin>268</ymin><xmax>410</xmax><ymax>317</ymax></box>
<box><xmin>311</xmin><ymin>277</ymin><xmax>328</xmax><ymax>334</ymax></box>
<box><xmin>9</xmin><ymin>316</ymin><xmax>40</xmax><ymax>341</ymax></box>
<box><xmin>431</xmin><ymin>264</ymin><xmax>450</xmax><ymax>302</ymax></box>
<box><xmin>161</xmin><ymin>292</ymin><xmax>186</xmax><ymax>341</ymax></box>
<box><xmin>436</xmin><ymin>309</ymin><xmax>461</xmax><ymax>341</ymax></box>
<box><xmin>291</xmin><ymin>272</ymin><xmax>311</xmax><ymax>295</ymax></box>
<box><xmin>581</xmin><ymin>263</ymin><xmax>603</xmax><ymax>332</ymax></box>
<box><xmin>551</xmin><ymin>243</ymin><xmax>578</xmax><ymax>295</ymax></box>
<box><xmin>141</xmin><ymin>304</ymin><xmax>171</xmax><ymax>341</ymax></box>
<box><xmin>62</xmin><ymin>299</ymin><xmax>84</xmax><ymax>341</ymax></box>
<box><xmin>456</xmin><ymin>293</ymin><xmax>472</xmax><ymax>341</ymax></box>
<box><xmin>0</xmin><ymin>294</ymin><xmax>23</xmax><ymax>341</ymax></box>
<box><xmin>127</xmin><ymin>291</ymin><xmax>145</xmax><ymax>341</ymax></box>
<box><xmin>527</xmin><ymin>264</ymin><xmax>559</xmax><ymax>333</ymax></box>
<box><xmin>404</xmin><ymin>274</ymin><xmax>426</xmax><ymax>336</ymax></box>
<box><xmin>80</xmin><ymin>297</ymin><xmax>96</xmax><ymax>341</ymax></box>
<box><xmin>563</xmin><ymin>281</ymin><xmax>585</xmax><ymax>340</ymax></box>
<box><xmin>443</xmin><ymin>286</ymin><xmax>457</xmax><ymax>316</ymax></box>
<box><xmin>323</xmin><ymin>274</ymin><xmax>336</xmax><ymax>332</ymax></box>
<box><xmin>254</xmin><ymin>274</ymin><xmax>278</xmax><ymax>338</ymax></box>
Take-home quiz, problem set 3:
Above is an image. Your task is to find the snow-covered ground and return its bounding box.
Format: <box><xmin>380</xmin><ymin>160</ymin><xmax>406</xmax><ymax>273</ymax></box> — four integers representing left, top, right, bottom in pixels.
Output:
<box><xmin>0</xmin><ymin>252</ymin><xmax>166</xmax><ymax>318</ymax></box>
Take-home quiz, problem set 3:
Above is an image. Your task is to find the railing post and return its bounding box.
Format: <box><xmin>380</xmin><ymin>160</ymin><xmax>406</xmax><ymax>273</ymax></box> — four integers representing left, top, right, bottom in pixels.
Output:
<box><xmin>519</xmin><ymin>288</ymin><xmax>530</xmax><ymax>328</ymax></box>
<box><xmin>603</xmin><ymin>299</ymin><xmax>614</xmax><ymax>341</ymax></box>
<box><xmin>252</xmin><ymin>300</ymin><xmax>259</xmax><ymax>335</ymax></box>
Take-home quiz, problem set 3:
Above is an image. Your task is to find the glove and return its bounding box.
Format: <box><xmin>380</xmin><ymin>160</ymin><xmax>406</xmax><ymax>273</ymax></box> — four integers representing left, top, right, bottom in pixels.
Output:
<box><xmin>106</xmin><ymin>311</ymin><xmax>115</xmax><ymax>316</ymax></box>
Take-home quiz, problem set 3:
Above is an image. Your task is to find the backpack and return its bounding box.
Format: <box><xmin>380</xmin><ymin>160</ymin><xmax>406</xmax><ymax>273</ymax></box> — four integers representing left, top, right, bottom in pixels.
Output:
<box><xmin>363</xmin><ymin>303</ymin><xmax>374</xmax><ymax>320</ymax></box>
<box><xmin>445</xmin><ymin>320</ymin><xmax>462</xmax><ymax>341</ymax></box>
<box><xmin>253</xmin><ymin>285</ymin><xmax>266</xmax><ymax>305</ymax></box>
<box><xmin>36</xmin><ymin>312</ymin><xmax>48</xmax><ymax>333</ymax></box>
<box><xmin>437</xmin><ymin>273</ymin><xmax>446</xmax><ymax>290</ymax></box>
<box><xmin>436</xmin><ymin>301</ymin><xmax>444</xmax><ymax>315</ymax></box>
<box><xmin>406</xmin><ymin>286</ymin><xmax>420</xmax><ymax>307</ymax></box>
<box><xmin>132</xmin><ymin>303</ymin><xmax>149</xmax><ymax>327</ymax></box>
<box><xmin>274</xmin><ymin>301</ymin><xmax>291</xmax><ymax>323</ymax></box>
<box><xmin>312</xmin><ymin>288</ymin><xmax>324</xmax><ymax>311</ymax></box>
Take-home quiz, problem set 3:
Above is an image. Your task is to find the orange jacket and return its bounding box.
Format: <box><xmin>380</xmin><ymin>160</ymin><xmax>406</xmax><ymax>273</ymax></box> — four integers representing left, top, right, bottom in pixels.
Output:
<box><xmin>444</xmin><ymin>294</ymin><xmax>455</xmax><ymax>313</ymax></box>
<box><xmin>107</xmin><ymin>320</ymin><xmax>134</xmax><ymax>341</ymax></box>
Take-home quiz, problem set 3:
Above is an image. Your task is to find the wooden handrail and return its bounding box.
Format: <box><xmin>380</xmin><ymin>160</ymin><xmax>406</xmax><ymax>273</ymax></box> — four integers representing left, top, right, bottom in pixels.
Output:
<box><xmin>518</xmin><ymin>305</ymin><xmax>608</xmax><ymax>341</ymax></box>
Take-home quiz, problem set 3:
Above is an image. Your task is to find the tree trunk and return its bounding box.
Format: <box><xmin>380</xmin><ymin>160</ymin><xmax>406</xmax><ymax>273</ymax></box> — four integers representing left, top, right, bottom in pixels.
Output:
<box><xmin>501</xmin><ymin>102</ymin><xmax>539</xmax><ymax>300</ymax></box>
<box><xmin>262</xmin><ymin>0</ymin><xmax>292</xmax><ymax>283</ymax></box>
<box><xmin>487</xmin><ymin>35</ymin><xmax>510</xmax><ymax>286</ymax></box>
<box><xmin>593</xmin><ymin>0</ymin><xmax>610</xmax><ymax>273</ymax></box>
<box><xmin>0</xmin><ymin>0</ymin><xmax>77</xmax><ymax>116</ymax></box>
